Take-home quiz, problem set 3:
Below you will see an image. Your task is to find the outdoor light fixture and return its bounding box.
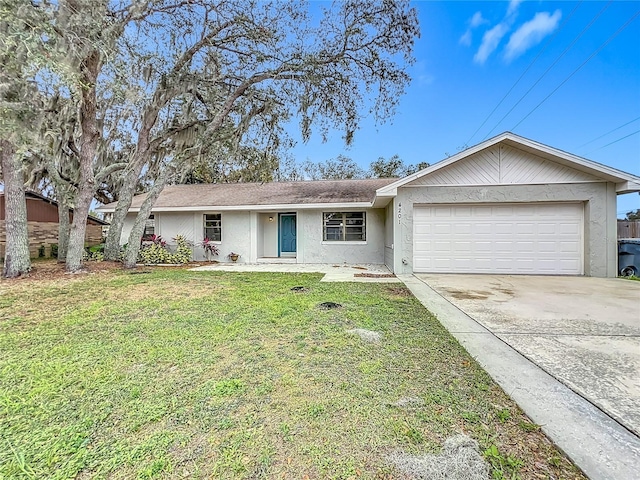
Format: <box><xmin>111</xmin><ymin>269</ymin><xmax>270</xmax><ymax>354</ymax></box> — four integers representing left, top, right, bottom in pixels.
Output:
<box><xmin>268</xmin><ymin>216</ymin><xmax>274</xmax><ymax>222</ymax></box>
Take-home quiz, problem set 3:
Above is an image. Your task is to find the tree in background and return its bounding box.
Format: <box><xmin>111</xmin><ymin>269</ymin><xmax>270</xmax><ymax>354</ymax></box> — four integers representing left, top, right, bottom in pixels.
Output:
<box><xmin>279</xmin><ymin>154</ymin><xmax>430</xmax><ymax>181</ymax></box>
<box><xmin>626</xmin><ymin>209</ymin><xmax>640</xmax><ymax>221</ymax></box>
<box><xmin>300</xmin><ymin>155</ymin><xmax>367</xmax><ymax>180</ymax></box>
<box><xmin>369</xmin><ymin>154</ymin><xmax>429</xmax><ymax>178</ymax></box>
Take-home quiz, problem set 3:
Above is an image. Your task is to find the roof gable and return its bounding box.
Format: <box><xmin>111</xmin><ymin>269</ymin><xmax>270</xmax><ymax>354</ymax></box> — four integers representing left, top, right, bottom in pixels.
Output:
<box><xmin>377</xmin><ymin>132</ymin><xmax>640</xmax><ymax>195</ymax></box>
<box><xmin>406</xmin><ymin>143</ymin><xmax>600</xmax><ymax>187</ymax></box>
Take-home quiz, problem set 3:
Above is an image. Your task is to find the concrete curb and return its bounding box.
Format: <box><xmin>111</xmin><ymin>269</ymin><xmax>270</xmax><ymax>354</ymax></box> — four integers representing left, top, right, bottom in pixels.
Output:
<box><xmin>399</xmin><ymin>274</ymin><xmax>640</xmax><ymax>480</ymax></box>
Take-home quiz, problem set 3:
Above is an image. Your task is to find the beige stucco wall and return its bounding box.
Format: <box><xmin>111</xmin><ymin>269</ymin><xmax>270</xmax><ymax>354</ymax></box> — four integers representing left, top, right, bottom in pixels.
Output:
<box><xmin>122</xmin><ymin>208</ymin><xmax>387</xmax><ymax>265</ymax></box>
<box><xmin>258</xmin><ymin>213</ymin><xmax>279</xmax><ymax>258</ymax></box>
<box><xmin>384</xmin><ymin>202</ymin><xmax>394</xmax><ymax>270</ymax></box>
<box><xmin>393</xmin><ymin>182</ymin><xmax>618</xmax><ymax>277</ymax></box>
<box><xmin>297</xmin><ymin>208</ymin><xmax>385</xmax><ymax>264</ymax></box>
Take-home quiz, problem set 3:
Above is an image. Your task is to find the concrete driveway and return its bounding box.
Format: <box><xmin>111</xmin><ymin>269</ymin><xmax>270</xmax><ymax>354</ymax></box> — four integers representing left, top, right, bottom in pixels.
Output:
<box><xmin>416</xmin><ymin>274</ymin><xmax>640</xmax><ymax>437</ymax></box>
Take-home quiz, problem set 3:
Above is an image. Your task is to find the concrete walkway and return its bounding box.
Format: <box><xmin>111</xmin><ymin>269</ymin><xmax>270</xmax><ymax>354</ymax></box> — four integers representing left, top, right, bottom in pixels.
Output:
<box><xmin>189</xmin><ymin>263</ymin><xmax>401</xmax><ymax>283</ymax></box>
<box><xmin>400</xmin><ymin>274</ymin><xmax>640</xmax><ymax>480</ymax></box>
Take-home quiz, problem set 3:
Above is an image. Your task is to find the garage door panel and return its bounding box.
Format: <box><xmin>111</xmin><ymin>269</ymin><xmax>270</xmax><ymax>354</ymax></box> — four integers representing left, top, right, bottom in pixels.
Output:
<box><xmin>414</xmin><ymin>224</ymin><xmax>431</xmax><ymax>235</ymax></box>
<box><xmin>560</xmin><ymin>241</ymin><xmax>580</xmax><ymax>252</ymax></box>
<box><xmin>413</xmin><ymin>203</ymin><xmax>583</xmax><ymax>275</ymax></box>
<box><xmin>495</xmin><ymin>223</ymin><xmax>513</xmax><ymax>234</ymax></box>
<box><xmin>453</xmin><ymin>241</ymin><xmax>473</xmax><ymax>252</ymax></box>
<box><xmin>434</xmin><ymin>224</ymin><xmax>452</xmax><ymax>234</ymax></box>
<box><xmin>559</xmin><ymin>223</ymin><xmax>581</xmax><ymax>235</ymax></box>
<box><xmin>454</xmin><ymin>223</ymin><xmax>473</xmax><ymax>234</ymax></box>
<box><xmin>435</xmin><ymin>207</ymin><xmax>453</xmax><ymax>217</ymax></box>
<box><xmin>454</xmin><ymin>207</ymin><xmax>472</xmax><ymax>217</ymax></box>
<box><xmin>515</xmin><ymin>242</ymin><xmax>535</xmax><ymax>253</ymax></box>
<box><xmin>515</xmin><ymin>223</ymin><xmax>535</xmax><ymax>234</ymax></box>
<box><xmin>475</xmin><ymin>242</ymin><xmax>493</xmax><ymax>252</ymax></box>
<box><xmin>538</xmin><ymin>223</ymin><xmax>557</xmax><ymax>234</ymax></box>
<box><xmin>495</xmin><ymin>241</ymin><xmax>514</xmax><ymax>252</ymax></box>
<box><xmin>433</xmin><ymin>242</ymin><xmax>451</xmax><ymax>253</ymax></box>
<box><xmin>473</xmin><ymin>207</ymin><xmax>493</xmax><ymax>216</ymax></box>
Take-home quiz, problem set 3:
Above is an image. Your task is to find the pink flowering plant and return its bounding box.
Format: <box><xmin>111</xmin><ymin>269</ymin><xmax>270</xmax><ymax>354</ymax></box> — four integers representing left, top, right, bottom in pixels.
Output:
<box><xmin>199</xmin><ymin>238</ymin><xmax>220</xmax><ymax>261</ymax></box>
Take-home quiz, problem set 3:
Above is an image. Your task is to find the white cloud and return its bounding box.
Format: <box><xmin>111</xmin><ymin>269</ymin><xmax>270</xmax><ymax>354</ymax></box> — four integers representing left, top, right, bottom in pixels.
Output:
<box><xmin>460</xmin><ymin>11</ymin><xmax>488</xmax><ymax>47</ymax></box>
<box><xmin>470</xmin><ymin>11</ymin><xmax>488</xmax><ymax>28</ymax></box>
<box><xmin>504</xmin><ymin>10</ymin><xmax>562</xmax><ymax>61</ymax></box>
<box><xmin>507</xmin><ymin>0</ymin><xmax>523</xmax><ymax>17</ymax></box>
<box><xmin>474</xmin><ymin>22</ymin><xmax>510</xmax><ymax>64</ymax></box>
<box><xmin>459</xmin><ymin>30</ymin><xmax>472</xmax><ymax>46</ymax></box>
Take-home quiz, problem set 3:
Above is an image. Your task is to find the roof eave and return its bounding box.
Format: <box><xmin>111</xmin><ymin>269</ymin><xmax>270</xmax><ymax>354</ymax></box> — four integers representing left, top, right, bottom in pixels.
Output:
<box><xmin>617</xmin><ymin>181</ymin><xmax>640</xmax><ymax>194</ymax></box>
<box><xmin>371</xmin><ymin>193</ymin><xmax>395</xmax><ymax>208</ymax></box>
<box><xmin>98</xmin><ymin>201</ymin><xmax>376</xmax><ymax>213</ymax></box>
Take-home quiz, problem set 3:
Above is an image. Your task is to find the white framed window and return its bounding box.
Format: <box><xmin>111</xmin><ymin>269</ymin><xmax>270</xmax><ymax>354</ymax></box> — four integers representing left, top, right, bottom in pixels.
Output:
<box><xmin>323</xmin><ymin>212</ymin><xmax>366</xmax><ymax>241</ymax></box>
<box><xmin>143</xmin><ymin>214</ymin><xmax>155</xmax><ymax>240</ymax></box>
<box><xmin>204</xmin><ymin>214</ymin><xmax>222</xmax><ymax>241</ymax></box>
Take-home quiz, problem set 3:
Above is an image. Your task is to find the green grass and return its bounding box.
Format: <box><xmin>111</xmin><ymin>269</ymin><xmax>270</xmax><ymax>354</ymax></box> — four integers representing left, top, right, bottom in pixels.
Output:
<box><xmin>621</xmin><ymin>275</ymin><xmax>640</xmax><ymax>281</ymax></box>
<box><xmin>0</xmin><ymin>267</ymin><xmax>584</xmax><ymax>479</ymax></box>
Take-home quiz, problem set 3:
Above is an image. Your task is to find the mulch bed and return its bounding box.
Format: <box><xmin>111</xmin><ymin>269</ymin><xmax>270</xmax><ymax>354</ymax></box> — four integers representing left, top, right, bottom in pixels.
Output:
<box><xmin>354</xmin><ymin>273</ymin><xmax>396</xmax><ymax>278</ymax></box>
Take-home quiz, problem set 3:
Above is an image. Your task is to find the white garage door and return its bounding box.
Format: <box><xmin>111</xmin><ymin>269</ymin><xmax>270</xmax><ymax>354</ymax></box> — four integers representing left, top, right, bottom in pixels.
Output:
<box><xmin>413</xmin><ymin>203</ymin><xmax>583</xmax><ymax>274</ymax></box>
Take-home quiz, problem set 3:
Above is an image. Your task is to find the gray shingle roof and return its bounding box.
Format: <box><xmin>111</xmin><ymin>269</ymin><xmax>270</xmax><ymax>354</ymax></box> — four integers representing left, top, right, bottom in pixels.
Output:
<box><xmin>98</xmin><ymin>178</ymin><xmax>397</xmax><ymax>211</ymax></box>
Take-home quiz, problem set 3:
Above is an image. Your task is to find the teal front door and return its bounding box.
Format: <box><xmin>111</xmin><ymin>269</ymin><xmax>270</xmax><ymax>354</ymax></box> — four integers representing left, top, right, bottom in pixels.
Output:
<box><xmin>279</xmin><ymin>214</ymin><xmax>297</xmax><ymax>255</ymax></box>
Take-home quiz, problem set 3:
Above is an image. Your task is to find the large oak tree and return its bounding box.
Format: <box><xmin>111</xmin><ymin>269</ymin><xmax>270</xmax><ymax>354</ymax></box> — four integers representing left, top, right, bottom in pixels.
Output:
<box><xmin>7</xmin><ymin>0</ymin><xmax>419</xmax><ymax>271</ymax></box>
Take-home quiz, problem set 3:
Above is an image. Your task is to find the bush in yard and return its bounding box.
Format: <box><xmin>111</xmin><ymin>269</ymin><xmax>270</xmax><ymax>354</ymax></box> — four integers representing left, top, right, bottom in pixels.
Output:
<box><xmin>172</xmin><ymin>236</ymin><xmax>193</xmax><ymax>264</ymax></box>
<box><xmin>83</xmin><ymin>244</ymin><xmax>106</xmax><ymax>262</ymax></box>
<box><xmin>138</xmin><ymin>235</ymin><xmax>192</xmax><ymax>264</ymax></box>
<box><xmin>139</xmin><ymin>243</ymin><xmax>172</xmax><ymax>264</ymax></box>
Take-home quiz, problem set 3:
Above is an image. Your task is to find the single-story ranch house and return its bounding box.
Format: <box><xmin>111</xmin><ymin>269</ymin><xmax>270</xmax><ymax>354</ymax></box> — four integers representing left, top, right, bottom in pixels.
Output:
<box><xmin>98</xmin><ymin>133</ymin><xmax>640</xmax><ymax>277</ymax></box>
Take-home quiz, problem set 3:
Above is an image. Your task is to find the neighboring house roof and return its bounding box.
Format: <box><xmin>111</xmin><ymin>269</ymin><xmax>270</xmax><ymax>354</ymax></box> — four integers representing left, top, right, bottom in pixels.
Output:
<box><xmin>0</xmin><ymin>191</ymin><xmax>110</xmax><ymax>225</ymax></box>
<box><xmin>97</xmin><ymin>178</ymin><xmax>397</xmax><ymax>213</ymax></box>
<box><xmin>376</xmin><ymin>132</ymin><xmax>640</xmax><ymax>198</ymax></box>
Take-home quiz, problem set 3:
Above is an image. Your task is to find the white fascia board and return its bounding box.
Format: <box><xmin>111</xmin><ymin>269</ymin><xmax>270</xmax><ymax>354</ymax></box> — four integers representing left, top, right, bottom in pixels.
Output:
<box><xmin>371</xmin><ymin>193</ymin><xmax>395</xmax><ymax>208</ymax></box>
<box><xmin>99</xmin><ymin>201</ymin><xmax>374</xmax><ymax>213</ymax></box>
<box><xmin>616</xmin><ymin>181</ymin><xmax>640</xmax><ymax>194</ymax></box>
<box><xmin>401</xmin><ymin>180</ymin><xmax>603</xmax><ymax>188</ymax></box>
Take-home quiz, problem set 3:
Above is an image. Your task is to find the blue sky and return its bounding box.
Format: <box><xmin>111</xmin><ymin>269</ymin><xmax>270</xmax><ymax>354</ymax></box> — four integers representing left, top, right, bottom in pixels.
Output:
<box><xmin>289</xmin><ymin>0</ymin><xmax>640</xmax><ymax>218</ymax></box>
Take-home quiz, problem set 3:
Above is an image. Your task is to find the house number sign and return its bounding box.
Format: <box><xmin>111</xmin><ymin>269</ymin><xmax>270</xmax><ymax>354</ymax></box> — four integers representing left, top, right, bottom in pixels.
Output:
<box><xmin>398</xmin><ymin>202</ymin><xmax>402</xmax><ymax>224</ymax></box>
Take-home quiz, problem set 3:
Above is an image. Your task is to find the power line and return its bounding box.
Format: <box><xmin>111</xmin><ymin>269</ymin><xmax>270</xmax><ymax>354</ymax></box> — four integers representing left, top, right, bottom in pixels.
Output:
<box><xmin>575</xmin><ymin>117</ymin><xmax>640</xmax><ymax>149</ymax></box>
<box><xmin>511</xmin><ymin>10</ymin><xmax>640</xmax><ymax>131</ymax></box>
<box><xmin>482</xmin><ymin>1</ymin><xmax>612</xmax><ymax>140</ymax></box>
<box><xmin>464</xmin><ymin>1</ymin><xmax>582</xmax><ymax>147</ymax></box>
<box><xmin>586</xmin><ymin>129</ymin><xmax>640</xmax><ymax>154</ymax></box>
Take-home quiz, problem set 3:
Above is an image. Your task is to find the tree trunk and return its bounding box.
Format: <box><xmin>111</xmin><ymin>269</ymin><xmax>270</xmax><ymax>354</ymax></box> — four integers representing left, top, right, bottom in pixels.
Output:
<box><xmin>57</xmin><ymin>191</ymin><xmax>71</xmax><ymax>262</ymax></box>
<box><xmin>65</xmin><ymin>184</ymin><xmax>94</xmax><ymax>271</ymax></box>
<box><xmin>65</xmin><ymin>50</ymin><xmax>101</xmax><ymax>272</ymax></box>
<box><xmin>1</xmin><ymin>140</ymin><xmax>31</xmax><ymax>278</ymax></box>
<box><xmin>104</xmin><ymin>103</ymin><xmax>159</xmax><ymax>261</ymax></box>
<box><xmin>104</xmin><ymin>161</ymin><xmax>146</xmax><ymax>260</ymax></box>
<box><xmin>122</xmin><ymin>170</ymin><xmax>170</xmax><ymax>269</ymax></box>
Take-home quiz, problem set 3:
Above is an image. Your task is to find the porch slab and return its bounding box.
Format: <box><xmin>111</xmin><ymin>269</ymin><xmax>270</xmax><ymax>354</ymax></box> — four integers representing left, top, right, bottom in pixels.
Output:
<box><xmin>189</xmin><ymin>263</ymin><xmax>400</xmax><ymax>282</ymax></box>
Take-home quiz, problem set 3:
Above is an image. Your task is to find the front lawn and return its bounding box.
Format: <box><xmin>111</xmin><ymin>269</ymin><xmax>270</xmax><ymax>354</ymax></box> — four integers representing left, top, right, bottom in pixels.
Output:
<box><xmin>0</xmin><ymin>265</ymin><xmax>584</xmax><ymax>479</ymax></box>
